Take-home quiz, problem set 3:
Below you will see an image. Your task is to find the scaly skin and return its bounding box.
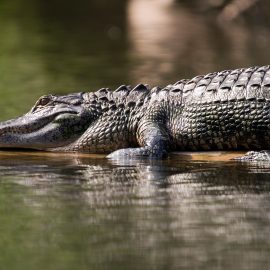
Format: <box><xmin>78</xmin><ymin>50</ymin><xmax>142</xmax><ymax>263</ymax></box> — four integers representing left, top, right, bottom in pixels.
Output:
<box><xmin>0</xmin><ymin>65</ymin><xmax>270</xmax><ymax>160</ymax></box>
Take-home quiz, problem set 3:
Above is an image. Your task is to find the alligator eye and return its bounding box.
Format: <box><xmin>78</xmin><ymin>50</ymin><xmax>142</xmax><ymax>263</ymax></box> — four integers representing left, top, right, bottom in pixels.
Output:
<box><xmin>31</xmin><ymin>95</ymin><xmax>52</xmax><ymax>112</ymax></box>
<box><xmin>37</xmin><ymin>96</ymin><xmax>51</xmax><ymax>106</ymax></box>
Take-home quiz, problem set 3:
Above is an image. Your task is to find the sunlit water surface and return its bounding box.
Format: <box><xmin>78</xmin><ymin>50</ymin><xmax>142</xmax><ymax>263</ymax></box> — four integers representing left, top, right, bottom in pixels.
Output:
<box><xmin>1</xmin><ymin>0</ymin><xmax>270</xmax><ymax>269</ymax></box>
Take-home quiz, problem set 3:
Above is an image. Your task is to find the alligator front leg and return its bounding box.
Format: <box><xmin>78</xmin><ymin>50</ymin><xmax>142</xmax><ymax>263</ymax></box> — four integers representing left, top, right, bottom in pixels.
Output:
<box><xmin>107</xmin><ymin>106</ymin><xmax>170</xmax><ymax>159</ymax></box>
<box><xmin>107</xmin><ymin>127</ymin><xmax>169</xmax><ymax>159</ymax></box>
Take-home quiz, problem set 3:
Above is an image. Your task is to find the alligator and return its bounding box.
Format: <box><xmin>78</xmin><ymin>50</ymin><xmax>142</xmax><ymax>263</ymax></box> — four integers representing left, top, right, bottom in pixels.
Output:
<box><xmin>0</xmin><ymin>65</ymin><xmax>270</xmax><ymax>160</ymax></box>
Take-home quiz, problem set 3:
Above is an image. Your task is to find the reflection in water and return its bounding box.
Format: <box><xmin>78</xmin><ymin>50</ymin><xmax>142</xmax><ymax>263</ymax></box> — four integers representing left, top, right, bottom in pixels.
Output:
<box><xmin>0</xmin><ymin>153</ymin><xmax>269</xmax><ymax>269</ymax></box>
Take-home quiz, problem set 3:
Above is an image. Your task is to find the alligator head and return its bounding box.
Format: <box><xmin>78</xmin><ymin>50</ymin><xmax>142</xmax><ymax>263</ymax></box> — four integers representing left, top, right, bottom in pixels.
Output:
<box><xmin>0</xmin><ymin>93</ymin><xmax>94</xmax><ymax>150</ymax></box>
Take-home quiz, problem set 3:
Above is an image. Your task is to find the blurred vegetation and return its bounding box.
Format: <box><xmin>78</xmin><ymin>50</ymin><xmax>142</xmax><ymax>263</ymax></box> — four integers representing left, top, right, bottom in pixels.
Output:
<box><xmin>0</xmin><ymin>0</ymin><xmax>129</xmax><ymax>117</ymax></box>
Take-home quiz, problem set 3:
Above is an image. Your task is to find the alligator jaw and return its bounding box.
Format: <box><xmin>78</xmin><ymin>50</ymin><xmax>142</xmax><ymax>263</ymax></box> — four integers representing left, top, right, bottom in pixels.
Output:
<box><xmin>0</xmin><ymin>109</ymin><xmax>87</xmax><ymax>150</ymax></box>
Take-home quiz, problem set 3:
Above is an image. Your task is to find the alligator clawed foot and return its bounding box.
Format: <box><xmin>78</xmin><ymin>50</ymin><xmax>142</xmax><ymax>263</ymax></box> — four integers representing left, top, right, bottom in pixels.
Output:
<box><xmin>107</xmin><ymin>147</ymin><xmax>167</xmax><ymax>159</ymax></box>
<box><xmin>233</xmin><ymin>150</ymin><xmax>270</xmax><ymax>161</ymax></box>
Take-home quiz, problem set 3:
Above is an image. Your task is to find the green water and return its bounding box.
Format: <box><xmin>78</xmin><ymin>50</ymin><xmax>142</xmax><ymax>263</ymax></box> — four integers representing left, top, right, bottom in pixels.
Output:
<box><xmin>1</xmin><ymin>0</ymin><xmax>270</xmax><ymax>269</ymax></box>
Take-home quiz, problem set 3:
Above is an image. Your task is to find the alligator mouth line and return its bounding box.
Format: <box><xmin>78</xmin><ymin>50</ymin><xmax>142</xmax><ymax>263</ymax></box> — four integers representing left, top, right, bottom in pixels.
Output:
<box><xmin>0</xmin><ymin>110</ymin><xmax>82</xmax><ymax>150</ymax></box>
<box><xmin>0</xmin><ymin>111</ymin><xmax>78</xmax><ymax>136</ymax></box>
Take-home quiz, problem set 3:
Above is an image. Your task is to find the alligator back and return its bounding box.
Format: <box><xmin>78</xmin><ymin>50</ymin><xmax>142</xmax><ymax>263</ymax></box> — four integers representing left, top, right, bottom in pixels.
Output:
<box><xmin>171</xmin><ymin>65</ymin><xmax>270</xmax><ymax>104</ymax></box>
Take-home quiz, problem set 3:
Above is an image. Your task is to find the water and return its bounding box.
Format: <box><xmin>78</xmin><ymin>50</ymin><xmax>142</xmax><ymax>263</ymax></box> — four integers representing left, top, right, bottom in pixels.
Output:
<box><xmin>0</xmin><ymin>152</ymin><xmax>270</xmax><ymax>270</ymax></box>
<box><xmin>1</xmin><ymin>0</ymin><xmax>270</xmax><ymax>269</ymax></box>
